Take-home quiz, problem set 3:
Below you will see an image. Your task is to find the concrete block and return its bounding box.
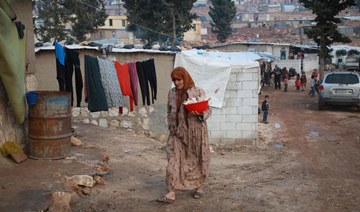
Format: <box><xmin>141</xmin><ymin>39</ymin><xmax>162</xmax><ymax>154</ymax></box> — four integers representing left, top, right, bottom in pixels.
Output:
<box><xmin>222</xmin><ymin>106</ymin><xmax>238</xmax><ymax>115</ymax></box>
<box><xmin>220</xmin><ymin>123</ymin><xmax>236</xmax><ymax>130</ymax></box>
<box><xmin>226</xmin><ymin>98</ymin><xmax>242</xmax><ymax>107</ymax></box>
<box><xmin>208</xmin><ymin>114</ymin><xmax>227</xmax><ymax>123</ymax></box>
<box><xmin>226</xmin><ymin>115</ymin><xmax>242</xmax><ymax>122</ymax></box>
<box><xmin>225</xmin><ymin>90</ymin><xmax>237</xmax><ymax>98</ymax></box>
<box><xmin>226</xmin><ymin>81</ymin><xmax>242</xmax><ymax>90</ymax></box>
<box><xmin>236</xmin><ymin>123</ymin><xmax>256</xmax><ymax>131</ymax></box>
<box><xmin>242</xmin><ymin>98</ymin><xmax>258</xmax><ymax>107</ymax></box>
<box><xmin>210</xmin><ymin>108</ymin><xmax>222</xmax><ymax>115</ymax></box>
<box><xmin>226</xmin><ymin>130</ymin><xmax>242</xmax><ymax>138</ymax></box>
<box><xmin>209</xmin><ymin>130</ymin><xmax>226</xmax><ymax>138</ymax></box>
<box><xmin>237</xmin><ymin>90</ymin><xmax>253</xmax><ymax>98</ymax></box>
<box><xmin>242</xmin><ymin>81</ymin><xmax>258</xmax><ymax>90</ymax></box>
<box><xmin>237</xmin><ymin>72</ymin><xmax>254</xmax><ymax>81</ymax></box>
<box><xmin>237</xmin><ymin>107</ymin><xmax>253</xmax><ymax>115</ymax></box>
<box><xmin>231</xmin><ymin>67</ymin><xmax>242</xmax><ymax>73</ymax></box>
<box><xmin>207</xmin><ymin>122</ymin><xmax>220</xmax><ymax>130</ymax></box>
<box><xmin>242</xmin><ymin>114</ymin><xmax>258</xmax><ymax>123</ymax></box>
<box><xmin>228</xmin><ymin>73</ymin><xmax>237</xmax><ymax>81</ymax></box>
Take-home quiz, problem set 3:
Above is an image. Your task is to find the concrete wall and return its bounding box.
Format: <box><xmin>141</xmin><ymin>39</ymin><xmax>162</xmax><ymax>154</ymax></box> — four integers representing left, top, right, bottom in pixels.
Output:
<box><xmin>35</xmin><ymin>48</ymin><xmax>259</xmax><ymax>145</ymax></box>
<box><xmin>0</xmin><ymin>0</ymin><xmax>35</xmax><ymax>163</ymax></box>
<box><xmin>208</xmin><ymin>66</ymin><xmax>259</xmax><ymax>145</ymax></box>
<box><xmin>274</xmin><ymin>55</ymin><xmax>319</xmax><ymax>74</ymax></box>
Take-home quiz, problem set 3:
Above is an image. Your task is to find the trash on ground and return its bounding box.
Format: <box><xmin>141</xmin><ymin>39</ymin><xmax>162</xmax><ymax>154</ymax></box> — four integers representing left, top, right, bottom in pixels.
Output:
<box><xmin>274</xmin><ymin>123</ymin><xmax>281</xmax><ymax>129</ymax></box>
<box><xmin>272</xmin><ymin>143</ymin><xmax>285</xmax><ymax>149</ymax></box>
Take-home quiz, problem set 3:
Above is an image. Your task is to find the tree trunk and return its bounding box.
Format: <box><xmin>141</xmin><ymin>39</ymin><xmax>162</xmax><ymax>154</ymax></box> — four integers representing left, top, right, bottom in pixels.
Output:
<box><xmin>172</xmin><ymin>12</ymin><xmax>176</xmax><ymax>46</ymax></box>
<box><xmin>319</xmin><ymin>33</ymin><xmax>326</xmax><ymax>80</ymax></box>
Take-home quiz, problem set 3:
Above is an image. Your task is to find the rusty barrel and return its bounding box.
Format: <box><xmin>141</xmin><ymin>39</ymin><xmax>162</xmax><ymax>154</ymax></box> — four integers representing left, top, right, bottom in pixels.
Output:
<box><xmin>28</xmin><ymin>91</ymin><xmax>72</xmax><ymax>159</ymax></box>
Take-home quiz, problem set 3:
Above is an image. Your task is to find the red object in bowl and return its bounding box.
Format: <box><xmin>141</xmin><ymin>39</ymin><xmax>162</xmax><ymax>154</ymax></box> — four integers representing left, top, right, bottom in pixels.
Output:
<box><xmin>183</xmin><ymin>100</ymin><xmax>209</xmax><ymax>113</ymax></box>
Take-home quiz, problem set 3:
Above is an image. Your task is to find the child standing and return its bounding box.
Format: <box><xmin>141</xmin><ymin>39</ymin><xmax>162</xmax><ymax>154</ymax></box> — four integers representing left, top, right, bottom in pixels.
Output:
<box><xmin>283</xmin><ymin>74</ymin><xmax>289</xmax><ymax>92</ymax></box>
<box><xmin>300</xmin><ymin>71</ymin><xmax>307</xmax><ymax>91</ymax></box>
<box><xmin>310</xmin><ymin>76</ymin><xmax>316</xmax><ymax>97</ymax></box>
<box><xmin>261</xmin><ymin>95</ymin><xmax>270</xmax><ymax>124</ymax></box>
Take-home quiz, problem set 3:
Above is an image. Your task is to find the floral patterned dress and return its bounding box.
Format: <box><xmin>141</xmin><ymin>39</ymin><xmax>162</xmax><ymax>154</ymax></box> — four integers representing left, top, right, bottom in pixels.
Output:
<box><xmin>166</xmin><ymin>86</ymin><xmax>212</xmax><ymax>191</ymax></box>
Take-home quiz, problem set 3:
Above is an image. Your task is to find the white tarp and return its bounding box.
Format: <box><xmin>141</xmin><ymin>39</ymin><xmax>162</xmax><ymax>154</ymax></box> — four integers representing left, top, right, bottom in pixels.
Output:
<box><xmin>174</xmin><ymin>50</ymin><xmax>260</xmax><ymax>108</ymax></box>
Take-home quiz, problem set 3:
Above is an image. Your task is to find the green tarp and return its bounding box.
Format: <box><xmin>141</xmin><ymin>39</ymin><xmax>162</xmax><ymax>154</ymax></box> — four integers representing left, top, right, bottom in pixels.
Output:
<box><xmin>0</xmin><ymin>0</ymin><xmax>26</xmax><ymax>124</ymax></box>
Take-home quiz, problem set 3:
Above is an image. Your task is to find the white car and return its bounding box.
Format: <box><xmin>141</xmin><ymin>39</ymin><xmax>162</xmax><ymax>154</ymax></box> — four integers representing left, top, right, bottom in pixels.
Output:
<box><xmin>318</xmin><ymin>71</ymin><xmax>360</xmax><ymax>111</ymax></box>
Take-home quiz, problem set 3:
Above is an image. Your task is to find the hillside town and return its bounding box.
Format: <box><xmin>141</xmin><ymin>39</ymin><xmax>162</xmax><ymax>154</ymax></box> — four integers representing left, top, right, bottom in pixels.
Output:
<box><xmin>1</xmin><ymin>0</ymin><xmax>360</xmax><ymax>211</ymax></box>
<box><xmin>99</xmin><ymin>0</ymin><xmax>360</xmax><ymax>46</ymax></box>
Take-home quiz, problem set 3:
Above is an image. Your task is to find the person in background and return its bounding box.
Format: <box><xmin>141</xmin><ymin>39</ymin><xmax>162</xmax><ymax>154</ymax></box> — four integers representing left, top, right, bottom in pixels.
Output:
<box><xmin>281</xmin><ymin>66</ymin><xmax>288</xmax><ymax>81</ymax></box>
<box><xmin>156</xmin><ymin>66</ymin><xmax>212</xmax><ymax>203</ymax></box>
<box><xmin>311</xmin><ymin>69</ymin><xmax>318</xmax><ymax>81</ymax></box>
<box><xmin>295</xmin><ymin>74</ymin><xmax>301</xmax><ymax>91</ymax></box>
<box><xmin>261</xmin><ymin>95</ymin><xmax>270</xmax><ymax>124</ymax></box>
<box><xmin>272</xmin><ymin>65</ymin><xmax>282</xmax><ymax>90</ymax></box>
<box><xmin>310</xmin><ymin>75</ymin><xmax>316</xmax><ymax>97</ymax></box>
<box><xmin>300</xmin><ymin>71</ymin><xmax>307</xmax><ymax>91</ymax></box>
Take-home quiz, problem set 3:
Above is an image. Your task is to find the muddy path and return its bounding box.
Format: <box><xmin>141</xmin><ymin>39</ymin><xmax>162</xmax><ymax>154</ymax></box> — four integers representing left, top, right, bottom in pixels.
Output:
<box><xmin>1</xmin><ymin>81</ymin><xmax>360</xmax><ymax>212</ymax></box>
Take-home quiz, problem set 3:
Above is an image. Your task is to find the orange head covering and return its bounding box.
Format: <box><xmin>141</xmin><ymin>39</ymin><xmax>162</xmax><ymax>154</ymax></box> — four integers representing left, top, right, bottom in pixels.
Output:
<box><xmin>171</xmin><ymin>66</ymin><xmax>195</xmax><ymax>91</ymax></box>
<box><xmin>170</xmin><ymin>67</ymin><xmax>195</xmax><ymax>114</ymax></box>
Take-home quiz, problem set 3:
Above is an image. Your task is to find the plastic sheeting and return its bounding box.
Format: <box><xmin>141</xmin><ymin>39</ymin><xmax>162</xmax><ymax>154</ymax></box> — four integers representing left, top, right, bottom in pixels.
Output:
<box><xmin>174</xmin><ymin>50</ymin><xmax>260</xmax><ymax>108</ymax></box>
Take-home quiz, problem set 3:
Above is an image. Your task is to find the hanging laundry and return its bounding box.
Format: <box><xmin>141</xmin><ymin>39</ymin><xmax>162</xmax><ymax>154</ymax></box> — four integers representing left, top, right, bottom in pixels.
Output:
<box><xmin>136</xmin><ymin>59</ymin><xmax>158</xmax><ymax>106</ymax></box>
<box><xmin>0</xmin><ymin>0</ymin><xmax>26</xmax><ymax>124</ymax></box>
<box><xmin>54</xmin><ymin>42</ymin><xmax>66</xmax><ymax>91</ymax></box>
<box><xmin>136</xmin><ymin>61</ymin><xmax>150</xmax><ymax>106</ymax></box>
<box><xmin>84</xmin><ymin>55</ymin><xmax>108</xmax><ymax>112</ymax></box>
<box><xmin>64</xmin><ymin>48</ymin><xmax>83</xmax><ymax>107</ymax></box>
<box><xmin>114</xmin><ymin>61</ymin><xmax>134</xmax><ymax>112</ymax></box>
<box><xmin>97</xmin><ymin>58</ymin><xmax>123</xmax><ymax>107</ymax></box>
<box><xmin>143</xmin><ymin>58</ymin><xmax>157</xmax><ymax>104</ymax></box>
<box><xmin>128</xmin><ymin>62</ymin><xmax>139</xmax><ymax>106</ymax></box>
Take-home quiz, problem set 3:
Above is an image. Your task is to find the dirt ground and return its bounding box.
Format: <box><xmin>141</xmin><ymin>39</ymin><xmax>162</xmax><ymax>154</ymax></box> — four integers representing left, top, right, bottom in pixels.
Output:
<box><xmin>1</xmin><ymin>80</ymin><xmax>360</xmax><ymax>212</ymax></box>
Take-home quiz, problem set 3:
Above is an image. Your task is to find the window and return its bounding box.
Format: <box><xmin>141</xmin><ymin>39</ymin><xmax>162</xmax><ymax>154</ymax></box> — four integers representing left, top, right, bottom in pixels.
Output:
<box><xmin>122</xmin><ymin>20</ymin><xmax>126</xmax><ymax>27</ymax></box>
<box><xmin>325</xmin><ymin>74</ymin><xmax>359</xmax><ymax>84</ymax></box>
<box><xmin>109</xmin><ymin>19</ymin><xmax>113</xmax><ymax>26</ymax></box>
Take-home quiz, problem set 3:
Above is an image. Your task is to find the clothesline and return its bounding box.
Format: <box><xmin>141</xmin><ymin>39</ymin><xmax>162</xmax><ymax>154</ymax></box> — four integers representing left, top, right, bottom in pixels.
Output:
<box><xmin>54</xmin><ymin>42</ymin><xmax>158</xmax><ymax>113</ymax></box>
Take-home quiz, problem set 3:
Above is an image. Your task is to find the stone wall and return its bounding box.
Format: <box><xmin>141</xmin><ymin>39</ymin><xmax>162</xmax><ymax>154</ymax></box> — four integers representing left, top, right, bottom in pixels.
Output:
<box><xmin>0</xmin><ymin>82</ymin><xmax>25</xmax><ymax>149</ymax></box>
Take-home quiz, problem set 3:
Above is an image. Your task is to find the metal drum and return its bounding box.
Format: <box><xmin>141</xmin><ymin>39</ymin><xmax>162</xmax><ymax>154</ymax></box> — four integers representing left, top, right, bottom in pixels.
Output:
<box><xmin>28</xmin><ymin>91</ymin><xmax>72</xmax><ymax>159</ymax></box>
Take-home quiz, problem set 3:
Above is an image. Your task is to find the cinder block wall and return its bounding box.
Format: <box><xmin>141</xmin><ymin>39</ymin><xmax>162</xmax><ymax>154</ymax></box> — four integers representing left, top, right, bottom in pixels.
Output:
<box><xmin>208</xmin><ymin>66</ymin><xmax>259</xmax><ymax>145</ymax></box>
